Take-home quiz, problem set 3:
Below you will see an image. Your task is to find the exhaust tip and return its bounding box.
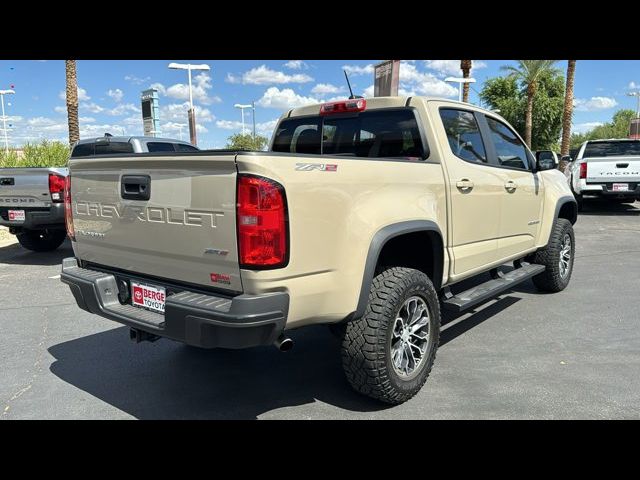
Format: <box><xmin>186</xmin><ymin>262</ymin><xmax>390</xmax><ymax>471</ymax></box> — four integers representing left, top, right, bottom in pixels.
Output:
<box><xmin>274</xmin><ymin>334</ymin><xmax>293</xmax><ymax>352</ymax></box>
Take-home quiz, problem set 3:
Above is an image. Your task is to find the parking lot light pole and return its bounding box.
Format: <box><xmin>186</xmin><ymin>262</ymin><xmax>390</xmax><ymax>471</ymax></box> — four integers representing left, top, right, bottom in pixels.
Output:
<box><xmin>445</xmin><ymin>77</ymin><xmax>476</xmax><ymax>103</ymax></box>
<box><xmin>234</xmin><ymin>104</ymin><xmax>252</xmax><ymax>136</ymax></box>
<box><xmin>0</xmin><ymin>89</ymin><xmax>15</xmax><ymax>155</ymax></box>
<box><xmin>627</xmin><ymin>91</ymin><xmax>640</xmax><ymax>118</ymax></box>
<box><xmin>252</xmin><ymin>101</ymin><xmax>256</xmax><ymax>142</ymax></box>
<box><xmin>168</xmin><ymin>63</ymin><xmax>211</xmax><ymax>146</ymax></box>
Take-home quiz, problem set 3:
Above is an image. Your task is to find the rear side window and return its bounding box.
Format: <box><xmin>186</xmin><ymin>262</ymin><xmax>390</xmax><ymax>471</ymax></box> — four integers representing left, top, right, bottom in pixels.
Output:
<box><xmin>94</xmin><ymin>142</ymin><xmax>134</xmax><ymax>155</ymax></box>
<box><xmin>272</xmin><ymin>109</ymin><xmax>426</xmax><ymax>159</ymax></box>
<box><xmin>440</xmin><ymin>109</ymin><xmax>487</xmax><ymax>164</ymax></box>
<box><xmin>71</xmin><ymin>143</ymin><xmax>94</xmax><ymax>157</ymax></box>
<box><xmin>147</xmin><ymin>142</ymin><xmax>176</xmax><ymax>153</ymax></box>
<box><xmin>485</xmin><ymin>117</ymin><xmax>529</xmax><ymax>170</ymax></box>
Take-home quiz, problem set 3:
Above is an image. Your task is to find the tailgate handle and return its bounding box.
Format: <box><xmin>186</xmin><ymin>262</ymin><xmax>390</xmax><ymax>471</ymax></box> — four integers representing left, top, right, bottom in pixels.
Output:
<box><xmin>121</xmin><ymin>175</ymin><xmax>151</xmax><ymax>200</ymax></box>
<box><xmin>0</xmin><ymin>178</ymin><xmax>14</xmax><ymax>186</ymax></box>
<box><xmin>616</xmin><ymin>163</ymin><xmax>629</xmax><ymax>168</ymax></box>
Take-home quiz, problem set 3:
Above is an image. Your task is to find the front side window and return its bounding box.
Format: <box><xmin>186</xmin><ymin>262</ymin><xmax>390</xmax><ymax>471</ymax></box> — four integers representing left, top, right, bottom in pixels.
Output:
<box><xmin>439</xmin><ymin>109</ymin><xmax>487</xmax><ymax>164</ymax></box>
<box><xmin>486</xmin><ymin>117</ymin><xmax>529</xmax><ymax>170</ymax></box>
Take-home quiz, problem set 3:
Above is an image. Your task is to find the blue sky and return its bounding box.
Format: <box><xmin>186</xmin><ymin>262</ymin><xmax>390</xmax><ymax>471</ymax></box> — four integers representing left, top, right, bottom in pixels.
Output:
<box><xmin>0</xmin><ymin>59</ymin><xmax>638</xmax><ymax>149</ymax></box>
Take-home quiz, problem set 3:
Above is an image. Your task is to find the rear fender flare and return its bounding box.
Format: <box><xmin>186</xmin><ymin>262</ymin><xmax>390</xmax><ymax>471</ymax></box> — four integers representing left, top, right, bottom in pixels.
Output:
<box><xmin>354</xmin><ymin>220</ymin><xmax>444</xmax><ymax>319</ymax></box>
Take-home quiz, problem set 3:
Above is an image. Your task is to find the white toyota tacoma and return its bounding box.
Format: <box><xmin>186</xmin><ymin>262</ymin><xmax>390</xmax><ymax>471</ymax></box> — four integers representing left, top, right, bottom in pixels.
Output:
<box><xmin>567</xmin><ymin>139</ymin><xmax>640</xmax><ymax>209</ymax></box>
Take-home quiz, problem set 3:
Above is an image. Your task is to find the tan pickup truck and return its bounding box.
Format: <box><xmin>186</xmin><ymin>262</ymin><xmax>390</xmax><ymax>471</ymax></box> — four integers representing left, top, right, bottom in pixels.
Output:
<box><xmin>60</xmin><ymin>96</ymin><xmax>577</xmax><ymax>404</ymax></box>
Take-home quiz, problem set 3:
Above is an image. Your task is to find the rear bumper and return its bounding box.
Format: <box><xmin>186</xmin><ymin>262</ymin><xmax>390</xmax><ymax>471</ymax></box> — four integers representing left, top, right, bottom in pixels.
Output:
<box><xmin>0</xmin><ymin>203</ymin><xmax>65</xmax><ymax>230</ymax></box>
<box><xmin>60</xmin><ymin>257</ymin><xmax>289</xmax><ymax>349</ymax></box>
<box><xmin>581</xmin><ymin>182</ymin><xmax>640</xmax><ymax>198</ymax></box>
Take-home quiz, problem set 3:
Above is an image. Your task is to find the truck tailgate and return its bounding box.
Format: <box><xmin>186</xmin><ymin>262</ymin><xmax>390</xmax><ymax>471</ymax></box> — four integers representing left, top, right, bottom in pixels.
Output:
<box><xmin>0</xmin><ymin>167</ymin><xmax>66</xmax><ymax>208</ymax></box>
<box><xmin>69</xmin><ymin>154</ymin><xmax>242</xmax><ymax>292</ymax></box>
<box><xmin>585</xmin><ymin>156</ymin><xmax>640</xmax><ymax>183</ymax></box>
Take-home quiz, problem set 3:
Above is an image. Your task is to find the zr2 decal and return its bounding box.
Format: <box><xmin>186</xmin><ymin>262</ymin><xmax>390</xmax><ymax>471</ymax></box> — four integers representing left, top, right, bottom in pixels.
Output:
<box><xmin>295</xmin><ymin>163</ymin><xmax>338</xmax><ymax>172</ymax></box>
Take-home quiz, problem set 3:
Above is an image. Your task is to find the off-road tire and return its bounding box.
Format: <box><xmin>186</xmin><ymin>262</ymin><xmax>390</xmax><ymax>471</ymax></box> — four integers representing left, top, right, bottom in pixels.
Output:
<box><xmin>529</xmin><ymin>218</ymin><xmax>575</xmax><ymax>292</ymax></box>
<box><xmin>16</xmin><ymin>229</ymin><xmax>66</xmax><ymax>252</ymax></box>
<box><xmin>341</xmin><ymin>267</ymin><xmax>440</xmax><ymax>405</ymax></box>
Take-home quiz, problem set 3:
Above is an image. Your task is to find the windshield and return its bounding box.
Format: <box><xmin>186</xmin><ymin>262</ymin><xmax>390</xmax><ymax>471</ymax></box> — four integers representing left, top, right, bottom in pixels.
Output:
<box><xmin>583</xmin><ymin>141</ymin><xmax>640</xmax><ymax>158</ymax></box>
<box><xmin>272</xmin><ymin>109</ymin><xmax>426</xmax><ymax>159</ymax></box>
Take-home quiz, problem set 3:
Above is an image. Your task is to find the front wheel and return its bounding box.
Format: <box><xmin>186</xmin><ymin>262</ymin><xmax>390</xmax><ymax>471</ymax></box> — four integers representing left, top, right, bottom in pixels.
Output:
<box><xmin>341</xmin><ymin>267</ymin><xmax>440</xmax><ymax>405</ymax></box>
<box><xmin>16</xmin><ymin>229</ymin><xmax>66</xmax><ymax>252</ymax></box>
<box><xmin>529</xmin><ymin>218</ymin><xmax>575</xmax><ymax>292</ymax></box>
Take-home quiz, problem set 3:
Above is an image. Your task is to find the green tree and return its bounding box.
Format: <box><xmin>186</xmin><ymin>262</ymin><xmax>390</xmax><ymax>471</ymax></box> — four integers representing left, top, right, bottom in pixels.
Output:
<box><xmin>570</xmin><ymin>109</ymin><xmax>636</xmax><ymax>148</ymax></box>
<box><xmin>225</xmin><ymin>133</ymin><xmax>268</xmax><ymax>151</ymax></box>
<box><xmin>480</xmin><ymin>70</ymin><xmax>565</xmax><ymax>150</ymax></box>
<box><xmin>500</xmin><ymin>60</ymin><xmax>560</xmax><ymax>147</ymax></box>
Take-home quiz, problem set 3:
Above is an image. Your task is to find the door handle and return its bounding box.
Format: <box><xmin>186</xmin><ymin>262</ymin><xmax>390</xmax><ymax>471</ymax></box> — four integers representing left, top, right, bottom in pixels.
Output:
<box><xmin>504</xmin><ymin>180</ymin><xmax>517</xmax><ymax>193</ymax></box>
<box><xmin>456</xmin><ymin>179</ymin><xmax>474</xmax><ymax>192</ymax></box>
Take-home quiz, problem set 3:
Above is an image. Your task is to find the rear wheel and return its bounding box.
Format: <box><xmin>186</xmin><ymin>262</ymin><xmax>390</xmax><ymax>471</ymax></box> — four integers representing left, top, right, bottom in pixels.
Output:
<box><xmin>341</xmin><ymin>267</ymin><xmax>440</xmax><ymax>405</ymax></box>
<box><xmin>16</xmin><ymin>229</ymin><xmax>66</xmax><ymax>252</ymax></box>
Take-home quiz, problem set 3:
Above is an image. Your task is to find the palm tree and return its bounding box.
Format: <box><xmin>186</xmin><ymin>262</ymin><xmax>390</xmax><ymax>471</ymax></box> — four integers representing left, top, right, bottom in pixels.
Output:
<box><xmin>501</xmin><ymin>60</ymin><xmax>559</xmax><ymax>148</ymax></box>
<box><xmin>460</xmin><ymin>60</ymin><xmax>472</xmax><ymax>102</ymax></box>
<box><xmin>560</xmin><ymin>60</ymin><xmax>576</xmax><ymax>167</ymax></box>
<box><xmin>65</xmin><ymin>60</ymin><xmax>80</xmax><ymax>145</ymax></box>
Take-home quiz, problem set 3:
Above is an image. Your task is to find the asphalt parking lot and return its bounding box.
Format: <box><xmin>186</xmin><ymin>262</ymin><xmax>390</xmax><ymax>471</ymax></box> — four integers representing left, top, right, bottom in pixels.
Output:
<box><xmin>1</xmin><ymin>198</ymin><xmax>639</xmax><ymax>420</ymax></box>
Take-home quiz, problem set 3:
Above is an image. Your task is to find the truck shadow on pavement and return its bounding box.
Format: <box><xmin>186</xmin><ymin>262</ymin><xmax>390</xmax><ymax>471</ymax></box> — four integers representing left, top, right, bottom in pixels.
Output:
<box><xmin>0</xmin><ymin>240</ymin><xmax>72</xmax><ymax>266</ymax></box>
<box><xmin>47</xmin><ymin>292</ymin><xmax>521</xmax><ymax>419</ymax></box>
<box><xmin>578</xmin><ymin>199</ymin><xmax>640</xmax><ymax>216</ymax></box>
<box><xmin>48</xmin><ymin>325</ymin><xmax>389</xmax><ymax>419</ymax></box>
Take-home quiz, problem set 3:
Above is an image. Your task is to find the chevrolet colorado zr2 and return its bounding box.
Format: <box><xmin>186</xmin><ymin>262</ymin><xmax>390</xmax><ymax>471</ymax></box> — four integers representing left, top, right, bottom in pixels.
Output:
<box><xmin>60</xmin><ymin>97</ymin><xmax>577</xmax><ymax>404</ymax></box>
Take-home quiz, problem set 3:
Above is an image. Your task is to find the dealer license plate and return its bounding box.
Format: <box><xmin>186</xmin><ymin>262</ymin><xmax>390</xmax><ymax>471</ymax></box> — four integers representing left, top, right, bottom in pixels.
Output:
<box><xmin>612</xmin><ymin>183</ymin><xmax>629</xmax><ymax>192</ymax></box>
<box><xmin>8</xmin><ymin>210</ymin><xmax>25</xmax><ymax>222</ymax></box>
<box><xmin>131</xmin><ymin>281</ymin><xmax>166</xmax><ymax>314</ymax></box>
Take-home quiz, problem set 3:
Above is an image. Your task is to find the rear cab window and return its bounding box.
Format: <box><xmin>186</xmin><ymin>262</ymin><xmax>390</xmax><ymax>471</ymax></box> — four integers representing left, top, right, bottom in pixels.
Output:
<box><xmin>272</xmin><ymin>108</ymin><xmax>426</xmax><ymax>160</ymax></box>
<box><xmin>94</xmin><ymin>142</ymin><xmax>134</xmax><ymax>155</ymax></box>
<box><xmin>583</xmin><ymin>141</ymin><xmax>640</xmax><ymax>158</ymax></box>
<box><xmin>147</xmin><ymin>142</ymin><xmax>176</xmax><ymax>152</ymax></box>
<box><xmin>174</xmin><ymin>143</ymin><xmax>199</xmax><ymax>152</ymax></box>
<box><xmin>71</xmin><ymin>143</ymin><xmax>94</xmax><ymax>157</ymax></box>
<box><xmin>72</xmin><ymin>142</ymin><xmax>134</xmax><ymax>157</ymax></box>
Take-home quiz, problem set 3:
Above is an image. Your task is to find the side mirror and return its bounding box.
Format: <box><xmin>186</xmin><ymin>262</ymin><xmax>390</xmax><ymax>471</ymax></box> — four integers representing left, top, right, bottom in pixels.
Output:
<box><xmin>537</xmin><ymin>157</ymin><xmax>556</xmax><ymax>171</ymax></box>
<box><xmin>535</xmin><ymin>150</ymin><xmax>556</xmax><ymax>171</ymax></box>
<box><xmin>561</xmin><ymin>155</ymin><xmax>572</xmax><ymax>163</ymax></box>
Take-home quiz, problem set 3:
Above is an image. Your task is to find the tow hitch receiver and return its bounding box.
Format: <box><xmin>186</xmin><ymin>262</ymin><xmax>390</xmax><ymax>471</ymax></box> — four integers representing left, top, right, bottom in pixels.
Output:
<box><xmin>129</xmin><ymin>328</ymin><xmax>161</xmax><ymax>344</ymax></box>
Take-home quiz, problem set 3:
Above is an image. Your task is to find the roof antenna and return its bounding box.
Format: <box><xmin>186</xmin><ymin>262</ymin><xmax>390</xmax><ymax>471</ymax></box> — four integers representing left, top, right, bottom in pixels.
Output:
<box><xmin>344</xmin><ymin>70</ymin><xmax>363</xmax><ymax>99</ymax></box>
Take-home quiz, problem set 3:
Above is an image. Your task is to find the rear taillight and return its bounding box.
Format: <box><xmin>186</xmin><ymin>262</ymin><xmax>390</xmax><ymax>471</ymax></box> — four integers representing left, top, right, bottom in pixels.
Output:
<box><xmin>49</xmin><ymin>173</ymin><xmax>65</xmax><ymax>202</ymax></box>
<box><xmin>579</xmin><ymin>162</ymin><xmax>587</xmax><ymax>179</ymax></box>
<box><xmin>64</xmin><ymin>175</ymin><xmax>75</xmax><ymax>241</ymax></box>
<box><xmin>320</xmin><ymin>98</ymin><xmax>366</xmax><ymax>115</ymax></box>
<box><xmin>237</xmin><ymin>175</ymin><xmax>288</xmax><ymax>268</ymax></box>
